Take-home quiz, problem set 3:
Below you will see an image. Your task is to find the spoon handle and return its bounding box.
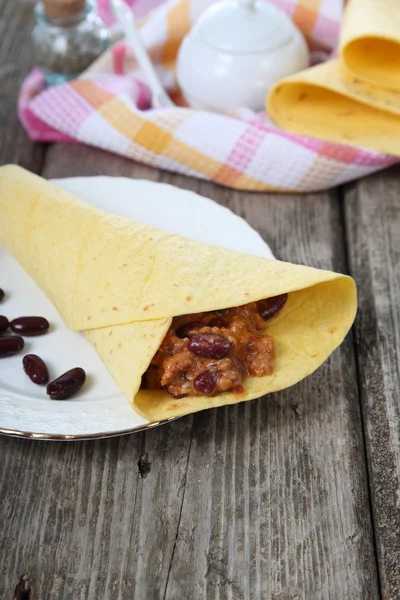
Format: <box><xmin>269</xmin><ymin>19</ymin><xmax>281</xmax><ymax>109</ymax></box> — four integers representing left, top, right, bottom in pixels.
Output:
<box><xmin>111</xmin><ymin>0</ymin><xmax>175</xmax><ymax>109</ymax></box>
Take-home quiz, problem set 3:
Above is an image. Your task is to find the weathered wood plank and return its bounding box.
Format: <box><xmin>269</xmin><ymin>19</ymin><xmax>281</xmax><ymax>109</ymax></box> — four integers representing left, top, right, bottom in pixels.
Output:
<box><xmin>0</xmin><ymin>427</ymin><xmax>194</xmax><ymax>600</ymax></box>
<box><xmin>162</xmin><ymin>179</ymin><xmax>380</xmax><ymax>600</ymax></box>
<box><xmin>345</xmin><ymin>167</ymin><xmax>400</xmax><ymax>600</ymax></box>
<box><xmin>0</xmin><ymin>144</ymin><xmax>379</xmax><ymax>599</ymax></box>
<box><xmin>0</xmin><ymin>0</ymin><xmax>45</xmax><ymax>171</ymax></box>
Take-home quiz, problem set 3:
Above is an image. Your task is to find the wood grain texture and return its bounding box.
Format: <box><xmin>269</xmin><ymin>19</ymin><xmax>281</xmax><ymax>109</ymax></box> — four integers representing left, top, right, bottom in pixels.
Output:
<box><xmin>345</xmin><ymin>168</ymin><xmax>400</xmax><ymax>600</ymax></box>
<box><xmin>0</xmin><ymin>0</ymin><xmax>45</xmax><ymax>171</ymax></box>
<box><xmin>0</xmin><ymin>145</ymin><xmax>379</xmax><ymax>599</ymax></box>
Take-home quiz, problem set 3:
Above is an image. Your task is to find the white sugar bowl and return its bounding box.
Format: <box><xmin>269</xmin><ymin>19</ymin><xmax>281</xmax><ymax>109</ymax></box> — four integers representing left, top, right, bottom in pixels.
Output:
<box><xmin>176</xmin><ymin>0</ymin><xmax>309</xmax><ymax>113</ymax></box>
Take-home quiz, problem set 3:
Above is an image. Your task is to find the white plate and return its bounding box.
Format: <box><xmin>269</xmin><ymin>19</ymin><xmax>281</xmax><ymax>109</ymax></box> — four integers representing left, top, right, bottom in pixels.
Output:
<box><xmin>0</xmin><ymin>177</ymin><xmax>274</xmax><ymax>440</ymax></box>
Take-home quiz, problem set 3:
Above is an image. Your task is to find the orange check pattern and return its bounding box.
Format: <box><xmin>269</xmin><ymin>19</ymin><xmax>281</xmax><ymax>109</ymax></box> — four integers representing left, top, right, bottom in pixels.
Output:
<box><xmin>19</xmin><ymin>0</ymin><xmax>396</xmax><ymax>192</ymax></box>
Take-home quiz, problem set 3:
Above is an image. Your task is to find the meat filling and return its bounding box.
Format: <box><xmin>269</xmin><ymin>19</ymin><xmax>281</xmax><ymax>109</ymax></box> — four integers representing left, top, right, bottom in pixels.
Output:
<box><xmin>142</xmin><ymin>294</ymin><xmax>288</xmax><ymax>398</ymax></box>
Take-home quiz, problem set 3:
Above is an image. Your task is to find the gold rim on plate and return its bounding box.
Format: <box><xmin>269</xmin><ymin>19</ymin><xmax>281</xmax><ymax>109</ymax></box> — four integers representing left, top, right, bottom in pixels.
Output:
<box><xmin>0</xmin><ymin>417</ymin><xmax>178</xmax><ymax>441</ymax></box>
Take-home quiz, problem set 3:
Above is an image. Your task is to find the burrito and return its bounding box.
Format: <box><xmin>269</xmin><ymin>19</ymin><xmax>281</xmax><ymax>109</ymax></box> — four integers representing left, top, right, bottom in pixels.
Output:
<box><xmin>0</xmin><ymin>165</ymin><xmax>357</xmax><ymax>421</ymax></box>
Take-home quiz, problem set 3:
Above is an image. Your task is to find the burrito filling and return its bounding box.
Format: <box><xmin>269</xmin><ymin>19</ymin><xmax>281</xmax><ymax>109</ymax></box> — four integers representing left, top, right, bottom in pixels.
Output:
<box><xmin>142</xmin><ymin>294</ymin><xmax>288</xmax><ymax>398</ymax></box>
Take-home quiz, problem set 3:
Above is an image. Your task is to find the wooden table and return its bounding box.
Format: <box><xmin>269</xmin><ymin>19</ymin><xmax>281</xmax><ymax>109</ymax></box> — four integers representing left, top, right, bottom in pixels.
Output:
<box><xmin>1</xmin><ymin>3</ymin><xmax>399</xmax><ymax>599</ymax></box>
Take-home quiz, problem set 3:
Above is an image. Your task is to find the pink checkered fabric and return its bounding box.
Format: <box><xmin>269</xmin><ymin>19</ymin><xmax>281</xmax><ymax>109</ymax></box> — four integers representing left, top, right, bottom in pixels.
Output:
<box><xmin>18</xmin><ymin>0</ymin><xmax>397</xmax><ymax>192</ymax></box>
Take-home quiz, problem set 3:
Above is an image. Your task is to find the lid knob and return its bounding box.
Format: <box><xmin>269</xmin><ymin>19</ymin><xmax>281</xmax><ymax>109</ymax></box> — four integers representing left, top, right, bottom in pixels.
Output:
<box><xmin>189</xmin><ymin>0</ymin><xmax>298</xmax><ymax>54</ymax></box>
<box><xmin>237</xmin><ymin>0</ymin><xmax>256</xmax><ymax>7</ymax></box>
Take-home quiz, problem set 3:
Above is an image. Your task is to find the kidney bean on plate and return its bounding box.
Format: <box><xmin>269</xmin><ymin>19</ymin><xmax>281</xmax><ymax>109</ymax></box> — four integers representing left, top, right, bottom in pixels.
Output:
<box><xmin>0</xmin><ymin>335</ymin><xmax>24</xmax><ymax>358</ymax></box>
<box><xmin>0</xmin><ymin>288</ymin><xmax>4</xmax><ymax>302</ymax></box>
<box><xmin>0</xmin><ymin>315</ymin><xmax>9</xmax><ymax>333</ymax></box>
<box><xmin>47</xmin><ymin>367</ymin><xmax>86</xmax><ymax>400</ymax></box>
<box><xmin>23</xmin><ymin>354</ymin><xmax>49</xmax><ymax>385</ymax></box>
<box><xmin>10</xmin><ymin>316</ymin><xmax>50</xmax><ymax>336</ymax></box>
<box><xmin>188</xmin><ymin>333</ymin><xmax>231</xmax><ymax>359</ymax></box>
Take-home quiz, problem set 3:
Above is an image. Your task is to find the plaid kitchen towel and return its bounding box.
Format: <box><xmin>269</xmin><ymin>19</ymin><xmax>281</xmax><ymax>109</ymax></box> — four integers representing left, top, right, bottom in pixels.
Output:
<box><xmin>18</xmin><ymin>0</ymin><xmax>396</xmax><ymax>192</ymax></box>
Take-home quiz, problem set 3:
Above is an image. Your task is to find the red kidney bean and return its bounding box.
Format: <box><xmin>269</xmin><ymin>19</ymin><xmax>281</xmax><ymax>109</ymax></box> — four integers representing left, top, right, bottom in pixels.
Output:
<box><xmin>257</xmin><ymin>293</ymin><xmax>288</xmax><ymax>321</ymax></box>
<box><xmin>176</xmin><ymin>321</ymin><xmax>204</xmax><ymax>339</ymax></box>
<box><xmin>194</xmin><ymin>370</ymin><xmax>217</xmax><ymax>395</ymax></box>
<box><xmin>0</xmin><ymin>335</ymin><xmax>24</xmax><ymax>357</ymax></box>
<box><xmin>10</xmin><ymin>316</ymin><xmax>50</xmax><ymax>336</ymax></box>
<box><xmin>188</xmin><ymin>333</ymin><xmax>231</xmax><ymax>359</ymax></box>
<box><xmin>47</xmin><ymin>367</ymin><xmax>86</xmax><ymax>400</ymax></box>
<box><xmin>0</xmin><ymin>288</ymin><xmax>4</xmax><ymax>302</ymax></box>
<box><xmin>23</xmin><ymin>354</ymin><xmax>49</xmax><ymax>385</ymax></box>
<box><xmin>0</xmin><ymin>315</ymin><xmax>9</xmax><ymax>333</ymax></box>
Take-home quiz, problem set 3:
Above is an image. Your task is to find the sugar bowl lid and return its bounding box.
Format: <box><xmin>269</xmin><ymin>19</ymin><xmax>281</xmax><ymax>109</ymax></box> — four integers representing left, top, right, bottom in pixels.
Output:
<box><xmin>192</xmin><ymin>0</ymin><xmax>297</xmax><ymax>54</ymax></box>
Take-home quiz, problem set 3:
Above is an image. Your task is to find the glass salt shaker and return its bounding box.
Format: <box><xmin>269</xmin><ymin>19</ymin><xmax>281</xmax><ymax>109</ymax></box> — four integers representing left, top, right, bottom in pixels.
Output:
<box><xmin>32</xmin><ymin>0</ymin><xmax>110</xmax><ymax>86</ymax></box>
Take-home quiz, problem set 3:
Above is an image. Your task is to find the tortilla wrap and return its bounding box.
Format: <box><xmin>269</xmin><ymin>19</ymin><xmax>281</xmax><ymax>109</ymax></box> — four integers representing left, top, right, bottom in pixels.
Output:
<box><xmin>0</xmin><ymin>165</ymin><xmax>357</xmax><ymax>421</ymax></box>
<box><xmin>268</xmin><ymin>0</ymin><xmax>400</xmax><ymax>155</ymax></box>
<box><xmin>340</xmin><ymin>0</ymin><xmax>400</xmax><ymax>89</ymax></box>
